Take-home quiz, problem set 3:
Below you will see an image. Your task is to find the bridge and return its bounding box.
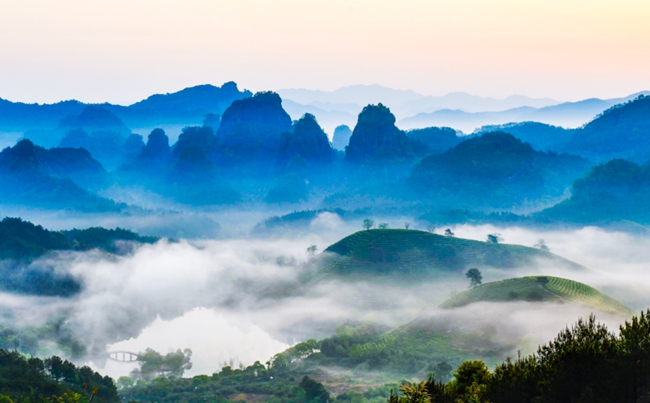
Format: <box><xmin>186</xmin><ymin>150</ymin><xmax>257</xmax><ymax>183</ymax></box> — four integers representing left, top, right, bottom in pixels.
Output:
<box><xmin>107</xmin><ymin>351</ymin><xmax>141</xmax><ymax>363</ymax></box>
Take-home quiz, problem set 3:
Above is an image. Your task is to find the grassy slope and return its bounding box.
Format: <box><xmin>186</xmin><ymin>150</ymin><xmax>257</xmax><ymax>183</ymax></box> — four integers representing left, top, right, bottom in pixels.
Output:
<box><xmin>322</xmin><ymin>229</ymin><xmax>582</xmax><ymax>277</ymax></box>
<box><xmin>337</xmin><ymin>275</ymin><xmax>631</xmax><ymax>377</ymax></box>
<box><xmin>440</xmin><ymin>276</ymin><xmax>632</xmax><ymax>316</ymax></box>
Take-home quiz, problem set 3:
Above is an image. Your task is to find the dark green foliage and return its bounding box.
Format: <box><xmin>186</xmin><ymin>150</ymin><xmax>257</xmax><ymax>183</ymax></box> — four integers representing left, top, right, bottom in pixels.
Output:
<box><xmin>0</xmin><ymin>218</ymin><xmax>160</xmax><ymax>296</ymax></box>
<box><xmin>0</xmin><ymin>315</ymin><xmax>86</xmax><ymax>358</ymax></box>
<box><xmin>392</xmin><ymin>311</ymin><xmax>650</xmax><ymax>403</ymax></box>
<box><xmin>299</xmin><ymin>376</ymin><xmax>329</xmax><ymax>403</ymax></box>
<box><xmin>0</xmin><ymin>217</ymin><xmax>70</xmax><ymax>260</ymax></box>
<box><xmin>465</xmin><ymin>268</ymin><xmax>482</xmax><ymax>288</ymax></box>
<box><xmin>132</xmin><ymin>348</ymin><xmax>192</xmax><ymax>380</ymax></box>
<box><xmin>410</xmin><ymin>132</ymin><xmax>589</xmax><ymax>209</ymax></box>
<box><xmin>0</xmin><ymin>349</ymin><xmax>118</xmax><ymax>403</ymax></box>
<box><xmin>440</xmin><ymin>276</ymin><xmax>631</xmax><ymax>316</ymax></box>
<box><xmin>0</xmin><ymin>217</ymin><xmax>159</xmax><ymax>260</ymax></box>
<box><xmin>61</xmin><ymin>227</ymin><xmax>158</xmax><ymax>254</ymax></box>
<box><xmin>323</xmin><ymin>229</ymin><xmax>580</xmax><ymax>278</ymax></box>
<box><xmin>119</xmin><ymin>359</ymin><xmax>329</xmax><ymax>403</ymax></box>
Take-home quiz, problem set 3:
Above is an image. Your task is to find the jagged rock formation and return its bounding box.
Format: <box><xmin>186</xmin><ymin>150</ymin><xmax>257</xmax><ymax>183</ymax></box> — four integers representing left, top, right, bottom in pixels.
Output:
<box><xmin>332</xmin><ymin>125</ymin><xmax>352</xmax><ymax>151</ymax></box>
<box><xmin>217</xmin><ymin>91</ymin><xmax>292</xmax><ymax>159</ymax></box>
<box><xmin>345</xmin><ymin>104</ymin><xmax>413</xmax><ymax>163</ymax></box>
<box><xmin>278</xmin><ymin>114</ymin><xmax>335</xmax><ymax>165</ymax></box>
<box><xmin>123</xmin><ymin>134</ymin><xmax>145</xmax><ymax>163</ymax></box>
<box><xmin>134</xmin><ymin>128</ymin><xmax>172</xmax><ymax>170</ymax></box>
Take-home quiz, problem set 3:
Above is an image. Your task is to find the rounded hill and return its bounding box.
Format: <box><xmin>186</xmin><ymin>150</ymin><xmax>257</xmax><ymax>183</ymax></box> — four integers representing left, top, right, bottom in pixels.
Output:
<box><xmin>440</xmin><ymin>276</ymin><xmax>631</xmax><ymax>316</ymax></box>
<box><xmin>323</xmin><ymin>229</ymin><xmax>581</xmax><ymax>277</ymax></box>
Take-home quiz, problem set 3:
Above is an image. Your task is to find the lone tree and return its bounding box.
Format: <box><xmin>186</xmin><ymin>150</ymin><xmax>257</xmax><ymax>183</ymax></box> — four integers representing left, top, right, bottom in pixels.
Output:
<box><xmin>534</xmin><ymin>239</ymin><xmax>550</xmax><ymax>252</ymax></box>
<box><xmin>404</xmin><ymin>222</ymin><xmax>411</xmax><ymax>229</ymax></box>
<box><xmin>486</xmin><ymin>233</ymin><xmax>503</xmax><ymax>243</ymax></box>
<box><xmin>363</xmin><ymin>218</ymin><xmax>375</xmax><ymax>230</ymax></box>
<box><xmin>444</xmin><ymin>228</ymin><xmax>455</xmax><ymax>237</ymax></box>
<box><xmin>378</xmin><ymin>223</ymin><xmax>389</xmax><ymax>229</ymax></box>
<box><xmin>427</xmin><ymin>225</ymin><xmax>436</xmax><ymax>233</ymax></box>
<box><xmin>307</xmin><ymin>245</ymin><xmax>318</xmax><ymax>256</ymax></box>
<box><xmin>465</xmin><ymin>268</ymin><xmax>482</xmax><ymax>288</ymax></box>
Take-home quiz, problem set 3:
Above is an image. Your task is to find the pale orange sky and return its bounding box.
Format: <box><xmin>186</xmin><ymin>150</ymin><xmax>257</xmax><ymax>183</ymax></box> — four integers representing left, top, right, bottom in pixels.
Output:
<box><xmin>1</xmin><ymin>0</ymin><xmax>649</xmax><ymax>104</ymax></box>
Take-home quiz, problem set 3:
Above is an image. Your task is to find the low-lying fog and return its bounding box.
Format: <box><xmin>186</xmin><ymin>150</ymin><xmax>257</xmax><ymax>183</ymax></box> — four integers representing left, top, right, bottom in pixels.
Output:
<box><xmin>2</xmin><ymin>212</ymin><xmax>650</xmax><ymax>379</ymax></box>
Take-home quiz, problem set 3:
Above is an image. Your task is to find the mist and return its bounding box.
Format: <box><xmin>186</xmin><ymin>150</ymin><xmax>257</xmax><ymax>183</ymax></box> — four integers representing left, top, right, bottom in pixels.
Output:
<box><xmin>1</xmin><ymin>212</ymin><xmax>649</xmax><ymax>380</ymax></box>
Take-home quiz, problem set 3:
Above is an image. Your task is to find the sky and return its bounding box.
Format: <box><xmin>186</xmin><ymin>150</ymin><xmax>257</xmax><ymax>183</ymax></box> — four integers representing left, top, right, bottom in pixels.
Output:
<box><xmin>1</xmin><ymin>0</ymin><xmax>649</xmax><ymax>104</ymax></box>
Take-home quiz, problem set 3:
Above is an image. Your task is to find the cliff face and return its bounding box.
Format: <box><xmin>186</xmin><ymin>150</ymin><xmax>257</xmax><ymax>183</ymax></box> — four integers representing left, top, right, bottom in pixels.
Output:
<box><xmin>217</xmin><ymin>91</ymin><xmax>293</xmax><ymax>158</ymax></box>
<box><xmin>140</xmin><ymin>129</ymin><xmax>171</xmax><ymax>162</ymax></box>
<box><xmin>345</xmin><ymin>103</ymin><xmax>411</xmax><ymax>163</ymax></box>
<box><xmin>279</xmin><ymin>113</ymin><xmax>334</xmax><ymax>164</ymax></box>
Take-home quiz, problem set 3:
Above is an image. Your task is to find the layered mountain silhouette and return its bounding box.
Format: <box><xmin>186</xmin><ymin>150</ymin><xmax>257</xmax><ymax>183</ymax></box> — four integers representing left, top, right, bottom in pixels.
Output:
<box><xmin>0</xmin><ymin>140</ymin><xmax>119</xmax><ymax>211</ymax></box>
<box><xmin>405</xmin><ymin>127</ymin><xmax>461</xmax><ymax>155</ymax></box>
<box><xmin>410</xmin><ymin>132</ymin><xmax>590</xmax><ymax>209</ymax></box>
<box><xmin>0</xmin><ymin>82</ymin><xmax>251</xmax><ymax>134</ymax></box>
<box><xmin>537</xmin><ymin>158</ymin><xmax>650</xmax><ymax>224</ymax></box>
<box><xmin>481</xmin><ymin>95</ymin><xmax>650</xmax><ymax>163</ymax></box>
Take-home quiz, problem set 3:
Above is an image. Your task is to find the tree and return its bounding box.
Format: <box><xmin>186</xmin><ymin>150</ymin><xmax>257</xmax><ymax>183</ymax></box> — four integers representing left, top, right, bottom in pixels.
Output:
<box><xmin>307</xmin><ymin>245</ymin><xmax>318</xmax><ymax>256</ymax></box>
<box><xmin>399</xmin><ymin>381</ymin><xmax>431</xmax><ymax>403</ymax></box>
<box><xmin>363</xmin><ymin>218</ymin><xmax>375</xmax><ymax>230</ymax></box>
<box><xmin>427</xmin><ymin>225</ymin><xmax>436</xmax><ymax>233</ymax></box>
<box><xmin>404</xmin><ymin>222</ymin><xmax>411</xmax><ymax>229</ymax></box>
<box><xmin>534</xmin><ymin>239</ymin><xmax>549</xmax><ymax>252</ymax></box>
<box><xmin>486</xmin><ymin>233</ymin><xmax>503</xmax><ymax>243</ymax></box>
<box><xmin>299</xmin><ymin>376</ymin><xmax>329</xmax><ymax>403</ymax></box>
<box><xmin>448</xmin><ymin>361</ymin><xmax>490</xmax><ymax>403</ymax></box>
<box><xmin>444</xmin><ymin>228</ymin><xmax>454</xmax><ymax>237</ymax></box>
<box><xmin>378</xmin><ymin>223</ymin><xmax>389</xmax><ymax>229</ymax></box>
<box><xmin>465</xmin><ymin>268</ymin><xmax>482</xmax><ymax>288</ymax></box>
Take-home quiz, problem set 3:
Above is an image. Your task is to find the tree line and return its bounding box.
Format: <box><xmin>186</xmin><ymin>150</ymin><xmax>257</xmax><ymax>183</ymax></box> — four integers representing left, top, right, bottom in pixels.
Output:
<box><xmin>388</xmin><ymin>310</ymin><xmax>650</xmax><ymax>403</ymax></box>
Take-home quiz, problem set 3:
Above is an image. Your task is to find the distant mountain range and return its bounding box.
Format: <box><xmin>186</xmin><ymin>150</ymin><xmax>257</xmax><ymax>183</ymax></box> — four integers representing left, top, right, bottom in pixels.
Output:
<box><xmin>0</xmin><ymin>82</ymin><xmax>251</xmax><ymax>135</ymax></box>
<box><xmin>399</xmin><ymin>92</ymin><xmax>650</xmax><ymax>132</ymax></box>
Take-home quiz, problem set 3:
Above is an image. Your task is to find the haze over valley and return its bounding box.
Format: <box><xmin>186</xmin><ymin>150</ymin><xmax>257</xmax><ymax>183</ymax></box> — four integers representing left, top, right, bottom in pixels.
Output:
<box><xmin>2</xmin><ymin>1</ymin><xmax>650</xmax><ymax>402</ymax></box>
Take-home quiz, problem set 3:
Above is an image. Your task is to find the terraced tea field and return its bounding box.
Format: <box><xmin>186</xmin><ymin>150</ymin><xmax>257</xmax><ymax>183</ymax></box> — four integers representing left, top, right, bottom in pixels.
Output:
<box><xmin>440</xmin><ymin>276</ymin><xmax>632</xmax><ymax>316</ymax></box>
<box><xmin>322</xmin><ymin>229</ymin><xmax>582</xmax><ymax>277</ymax></box>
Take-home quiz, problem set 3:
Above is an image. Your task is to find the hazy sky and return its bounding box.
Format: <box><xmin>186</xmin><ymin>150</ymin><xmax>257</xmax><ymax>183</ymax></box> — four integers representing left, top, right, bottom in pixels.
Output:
<box><xmin>1</xmin><ymin>0</ymin><xmax>649</xmax><ymax>104</ymax></box>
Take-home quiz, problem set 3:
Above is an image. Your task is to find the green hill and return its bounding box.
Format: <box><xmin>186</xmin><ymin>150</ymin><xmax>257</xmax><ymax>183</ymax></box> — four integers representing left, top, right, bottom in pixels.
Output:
<box><xmin>322</xmin><ymin>229</ymin><xmax>581</xmax><ymax>277</ymax></box>
<box><xmin>312</xmin><ymin>275</ymin><xmax>631</xmax><ymax>376</ymax></box>
<box><xmin>440</xmin><ymin>276</ymin><xmax>632</xmax><ymax>316</ymax></box>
